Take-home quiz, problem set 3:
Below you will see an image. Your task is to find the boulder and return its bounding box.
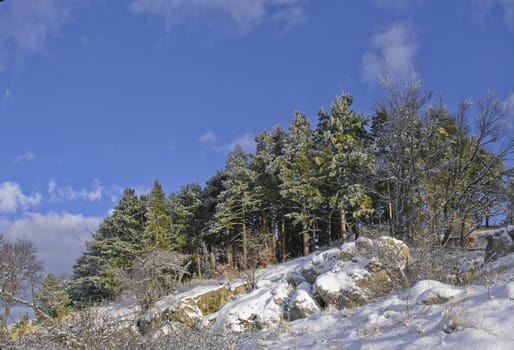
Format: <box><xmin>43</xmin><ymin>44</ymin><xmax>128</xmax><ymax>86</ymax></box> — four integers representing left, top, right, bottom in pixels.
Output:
<box><xmin>485</xmin><ymin>228</ymin><xmax>514</xmax><ymax>263</ymax></box>
<box><xmin>355</xmin><ymin>236</ymin><xmax>411</xmax><ymax>270</ymax></box>
<box><xmin>312</xmin><ymin>236</ymin><xmax>411</xmax><ymax>309</ymax></box>
<box><xmin>288</xmin><ymin>283</ymin><xmax>320</xmax><ymax>321</ymax></box>
<box><xmin>195</xmin><ymin>286</ymin><xmax>233</xmax><ymax>315</ymax></box>
<box><xmin>408</xmin><ymin>280</ymin><xmax>462</xmax><ymax>305</ymax></box>
<box><xmin>301</xmin><ymin>248</ymin><xmax>341</xmax><ymax>284</ymax></box>
<box><xmin>211</xmin><ymin>282</ymin><xmax>290</xmax><ymax>333</ymax></box>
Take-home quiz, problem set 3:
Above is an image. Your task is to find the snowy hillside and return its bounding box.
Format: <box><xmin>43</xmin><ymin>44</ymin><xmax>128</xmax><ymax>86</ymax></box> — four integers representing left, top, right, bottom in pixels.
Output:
<box><xmin>242</xmin><ymin>258</ymin><xmax>514</xmax><ymax>349</ymax></box>
<box><xmin>3</xmin><ymin>232</ymin><xmax>514</xmax><ymax>349</ymax></box>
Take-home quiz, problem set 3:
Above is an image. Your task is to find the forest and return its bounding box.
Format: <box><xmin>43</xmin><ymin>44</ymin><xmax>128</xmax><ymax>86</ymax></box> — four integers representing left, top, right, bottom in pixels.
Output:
<box><xmin>2</xmin><ymin>81</ymin><xmax>514</xmax><ymax>326</ymax></box>
<box><xmin>66</xmin><ymin>81</ymin><xmax>514</xmax><ymax>306</ymax></box>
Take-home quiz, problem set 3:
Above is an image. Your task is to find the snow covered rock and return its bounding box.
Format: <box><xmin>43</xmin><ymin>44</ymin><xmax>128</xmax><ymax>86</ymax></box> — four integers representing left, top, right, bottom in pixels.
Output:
<box><xmin>139</xmin><ymin>283</ymin><xmax>244</xmax><ymax>332</ymax></box>
<box><xmin>311</xmin><ymin>236</ymin><xmax>410</xmax><ymax>309</ymax></box>
<box><xmin>301</xmin><ymin>248</ymin><xmax>341</xmax><ymax>284</ymax></box>
<box><xmin>355</xmin><ymin>236</ymin><xmax>411</xmax><ymax>270</ymax></box>
<box><xmin>485</xmin><ymin>228</ymin><xmax>514</xmax><ymax>263</ymax></box>
<box><xmin>288</xmin><ymin>283</ymin><xmax>320</xmax><ymax>320</ymax></box>
<box><xmin>313</xmin><ymin>259</ymin><xmax>370</xmax><ymax>308</ymax></box>
<box><xmin>409</xmin><ymin>280</ymin><xmax>463</xmax><ymax>305</ymax></box>
<box><xmin>212</xmin><ymin>282</ymin><xmax>290</xmax><ymax>333</ymax></box>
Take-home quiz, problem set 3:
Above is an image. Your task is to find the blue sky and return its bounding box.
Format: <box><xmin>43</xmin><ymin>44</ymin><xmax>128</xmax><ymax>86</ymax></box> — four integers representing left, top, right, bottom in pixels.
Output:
<box><xmin>1</xmin><ymin>0</ymin><xmax>513</xmax><ymax>275</ymax></box>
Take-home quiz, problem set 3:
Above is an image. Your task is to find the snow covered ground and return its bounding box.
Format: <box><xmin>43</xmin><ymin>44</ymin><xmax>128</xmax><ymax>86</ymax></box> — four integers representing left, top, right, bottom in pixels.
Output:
<box><xmin>5</xmin><ymin>234</ymin><xmax>514</xmax><ymax>350</ymax></box>
<box><xmin>239</xmin><ymin>253</ymin><xmax>514</xmax><ymax>350</ymax></box>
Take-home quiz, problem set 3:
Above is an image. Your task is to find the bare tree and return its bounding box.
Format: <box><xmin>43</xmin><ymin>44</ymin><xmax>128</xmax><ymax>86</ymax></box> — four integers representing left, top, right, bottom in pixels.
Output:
<box><xmin>435</xmin><ymin>93</ymin><xmax>514</xmax><ymax>245</ymax></box>
<box><xmin>118</xmin><ymin>250</ymin><xmax>191</xmax><ymax>310</ymax></box>
<box><xmin>371</xmin><ymin>80</ymin><xmax>434</xmax><ymax>240</ymax></box>
<box><xmin>0</xmin><ymin>235</ymin><xmax>52</xmax><ymax>335</ymax></box>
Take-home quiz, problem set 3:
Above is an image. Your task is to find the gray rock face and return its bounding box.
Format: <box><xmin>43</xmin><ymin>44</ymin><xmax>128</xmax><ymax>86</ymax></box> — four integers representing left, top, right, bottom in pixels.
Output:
<box><xmin>485</xmin><ymin>228</ymin><xmax>514</xmax><ymax>263</ymax></box>
<box><xmin>311</xmin><ymin>237</ymin><xmax>411</xmax><ymax>309</ymax></box>
<box><xmin>288</xmin><ymin>283</ymin><xmax>320</xmax><ymax>321</ymax></box>
<box><xmin>301</xmin><ymin>248</ymin><xmax>341</xmax><ymax>284</ymax></box>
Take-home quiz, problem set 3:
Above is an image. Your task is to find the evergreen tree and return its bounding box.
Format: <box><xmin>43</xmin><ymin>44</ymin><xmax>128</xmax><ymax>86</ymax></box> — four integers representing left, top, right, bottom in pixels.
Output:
<box><xmin>313</xmin><ymin>94</ymin><xmax>375</xmax><ymax>242</ymax></box>
<box><xmin>37</xmin><ymin>273</ymin><xmax>72</xmax><ymax>320</ymax></box>
<box><xmin>210</xmin><ymin>145</ymin><xmax>260</xmax><ymax>267</ymax></box>
<box><xmin>269</xmin><ymin>125</ymin><xmax>290</xmax><ymax>261</ymax></box>
<box><xmin>252</xmin><ymin>130</ymin><xmax>279</xmax><ymax>263</ymax></box>
<box><xmin>281</xmin><ymin>112</ymin><xmax>321</xmax><ymax>256</ymax></box>
<box><xmin>169</xmin><ymin>183</ymin><xmax>203</xmax><ymax>274</ymax></box>
<box><xmin>144</xmin><ymin>180</ymin><xmax>173</xmax><ymax>250</ymax></box>
<box><xmin>70</xmin><ymin>189</ymin><xmax>145</xmax><ymax>304</ymax></box>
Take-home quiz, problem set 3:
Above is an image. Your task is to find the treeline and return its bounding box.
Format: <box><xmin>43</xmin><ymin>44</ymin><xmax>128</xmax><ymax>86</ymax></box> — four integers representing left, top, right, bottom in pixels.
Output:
<box><xmin>70</xmin><ymin>82</ymin><xmax>514</xmax><ymax>305</ymax></box>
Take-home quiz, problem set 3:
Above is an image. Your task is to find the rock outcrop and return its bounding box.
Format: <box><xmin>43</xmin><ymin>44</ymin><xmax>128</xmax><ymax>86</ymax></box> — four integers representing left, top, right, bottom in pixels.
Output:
<box><xmin>485</xmin><ymin>227</ymin><xmax>514</xmax><ymax>263</ymax></box>
<box><xmin>309</xmin><ymin>236</ymin><xmax>411</xmax><ymax>309</ymax></box>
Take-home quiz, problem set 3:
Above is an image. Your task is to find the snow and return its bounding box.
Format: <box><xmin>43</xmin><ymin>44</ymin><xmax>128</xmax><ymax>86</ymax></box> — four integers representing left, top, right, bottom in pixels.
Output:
<box><xmin>241</xmin><ymin>272</ymin><xmax>514</xmax><ymax>350</ymax></box>
<box><xmin>13</xmin><ymin>233</ymin><xmax>514</xmax><ymax>350</ymax></box>
<box><xmin>211</xmin><ymin>282</ymin><xmax>290</xmax><ymax>333</ymax></box>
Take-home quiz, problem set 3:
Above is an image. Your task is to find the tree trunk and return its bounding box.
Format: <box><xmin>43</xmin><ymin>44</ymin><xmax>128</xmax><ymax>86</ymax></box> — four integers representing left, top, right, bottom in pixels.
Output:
<box><xmin>210</xmin><ymin>251</ymin><xmax>216</xmax><ymax>272</ymax></box>
<box><xmin>387</xmin><ymin>182</ymin><xmax>394</xmax><ymax>236</ymax></box>
<box><xmin>328</xmin><ymin>212</ymin><xmax>332</xmax><ymax>244</ymax></box>
<box><xmin>242</xmin><ymin>207</ymin><xmax>248</xmax><ymax>268</ymax></box>
<box><xmin>1</xmin><ymin>298</ymin><xmax>12</xmax><ymax>331</ymax></box>
<box><xmin>340</xmin><ymin>208</ymin><xmax>347</xmax><ymax>243</ymax></box>
<box><xmin>302</xmin><ymin>206</ymin><xmax>310</xmax><ymax>256</ymax></box>
<box><xmin>354</xmin><ymin>220</ymin><xmax>359</xmax><ymax>240</ymax></box>
<box><xmin>302</xmin><ymin>225</ymin><xmax>310</xmax><ymax>256</ymax></box>
<box><xmin>196</xmin><ymin>254</ymin><xmax>202</xmax><ymax>278</ymax></box>
<box><xmin>280</xmin><ymin>214</ymin><xmax>286</xmax><ymax>262</ymax></box>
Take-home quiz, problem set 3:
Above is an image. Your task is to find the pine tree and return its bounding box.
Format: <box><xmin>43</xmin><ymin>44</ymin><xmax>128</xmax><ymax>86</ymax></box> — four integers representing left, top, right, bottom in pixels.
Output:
<box><xmin>37</xmin><ymin>273</ymin><xmax>72</xmax><ymax>320</ymax></box>
<box><xmin>313</xmin><ymin>94</ymin><xmax>374</xmax><ymax>242</ymax></box>
<box><xmin>70</xmin><ymin>189</ymin><xmax>145</xmax><ymax>304</ymax></box>
<box><xmin>210</xmin><ymin>145</ymin><xmax>260</xmax><ymax>268</ymax></box>
<box><xmin>169</xmin><ymin>183</ymin><xmax>203</xmax><ymax>274</ymax></box>
<box><xmin>144</xmin><ymin>180</ymin><xmax>173</xmax><ymax>250</ymax></box>
<box><xmin>281</xmin><ymin>112</ymin><xmax>321</xmax><ymax>256</ymax></box>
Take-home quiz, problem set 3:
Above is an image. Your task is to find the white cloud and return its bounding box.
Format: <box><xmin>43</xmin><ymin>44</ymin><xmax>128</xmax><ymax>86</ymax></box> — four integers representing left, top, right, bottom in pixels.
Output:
<box><xmin>0</xmin><ymin>182</ymin><xmax>42</xmax><ymax>213</ymax></box>
<box><xmin>48</xmin><ymin>180</ymin><xmax>104</xmax><ymax>202</ymax></box>
<box><xmin>0</xmin><ymin>0</ymin><xmax>73</xmax><ymax>72</ymax></box>
<box><xmin>361</xmin><ymin>23</ymin><xmax>419</xmax><ymax>85</ymax></box>
<box><xmin>200</xmin><ymin>130</ymin><xmax>217</xmax><ymax>144</ymax></box>
<box><xmin>223</xmin><ymin>133</ymin><xmax>256</xmax><ymax>153</ymax></box>
<box><xmin>0</xmin><ymin>0</ymin><xmax>70</xmax><ymax>52</ymax></box>
<box><xmin>200</xmin><ymin>131</ymin><xmax>256</xmax><ymax>153</ymax></box>
<box><xmin>0</xmin><ymin>212</ymin><xmax>101</xmax><ymax>275</ymax></box>
<box><xmin>13</xmin><ymin>151</ymin><xmax>36</xmax><ymax>163</ymax></box>
<box><xmin>129</xmin><ymin>0</ymin><xmax>306</xmax><ymax>33</ymax></box>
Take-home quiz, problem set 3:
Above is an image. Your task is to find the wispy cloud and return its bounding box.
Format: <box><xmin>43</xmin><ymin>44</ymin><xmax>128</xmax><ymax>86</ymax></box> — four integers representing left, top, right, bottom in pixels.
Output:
<box><xmin>0</xmin><ymin>182</ymin><xmax>42</xmax><ymax>214</ymax></box>
<box><xmin>200</xmin><ymin>131</ymin><xmax>256</xmax><ymax>153</ymax></box>
<box><xmin>129</xmin><ymin>0</ymin><xmax>307</xmax><ymax>33</ymax></box>
<box><xmin>48</xmin><ymin>180</ymin><xmax>104</xmax><ymax>202</ymax></box>
<box><xmin>361</xmin><ymin>23</ymin><xmax>419</xmax><ymax>86</ymax></box>
<box><xmin>0</xmin><ymin>0</ymin><xmax>72</xmax><ymax>71</ymax></box>
<box><xmin>200</xmin><ymin>131</ymin><xmax>217</xmax><ymax>144</ymax></box>
<box><xmin>0</xmin><ymin>212</ymin><xmax>101</xmax><ymax>274</ymax></box>
<box><xmin>474</xmin><ymin>0</ymin><xmax>514</xmax><ymax>31</ymax></box>
<box><xmin>13</xmin><ymin>151</ymin><xmax>36</xmax><ymax>163</ymax></box>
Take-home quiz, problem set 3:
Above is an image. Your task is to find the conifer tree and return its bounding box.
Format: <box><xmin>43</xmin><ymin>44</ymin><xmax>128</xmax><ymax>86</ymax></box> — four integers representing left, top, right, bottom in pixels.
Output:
<box><xmin>70</xmin><ymin>188</ymin><xmax>145</xmax><ymax>304</ymax></box>
<box><xmin>210</xmin><ymin>145</ymin><xmax>260</xmax><ymax>267</ymax></box>
<box><xmin>144</xmin><ymin>180</ymin><xmax>173</xmax><ymax>250</ymax></box>
<box><xmin>281</xmin><ymin>112</ymin><xmax>321</xmax><ymax>256</ymax></box>
<box><xmin>313</xmin><ymin>94</ymin><xmax>374</xmax><ymax>242</ymax></box>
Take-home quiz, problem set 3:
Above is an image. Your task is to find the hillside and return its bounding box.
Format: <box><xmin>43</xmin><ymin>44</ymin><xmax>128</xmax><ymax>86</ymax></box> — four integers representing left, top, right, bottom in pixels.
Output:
<box><xmin>3</xmin><ymin>229</ymin><xmax>514</xmax><ymax>349</ymax></box>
